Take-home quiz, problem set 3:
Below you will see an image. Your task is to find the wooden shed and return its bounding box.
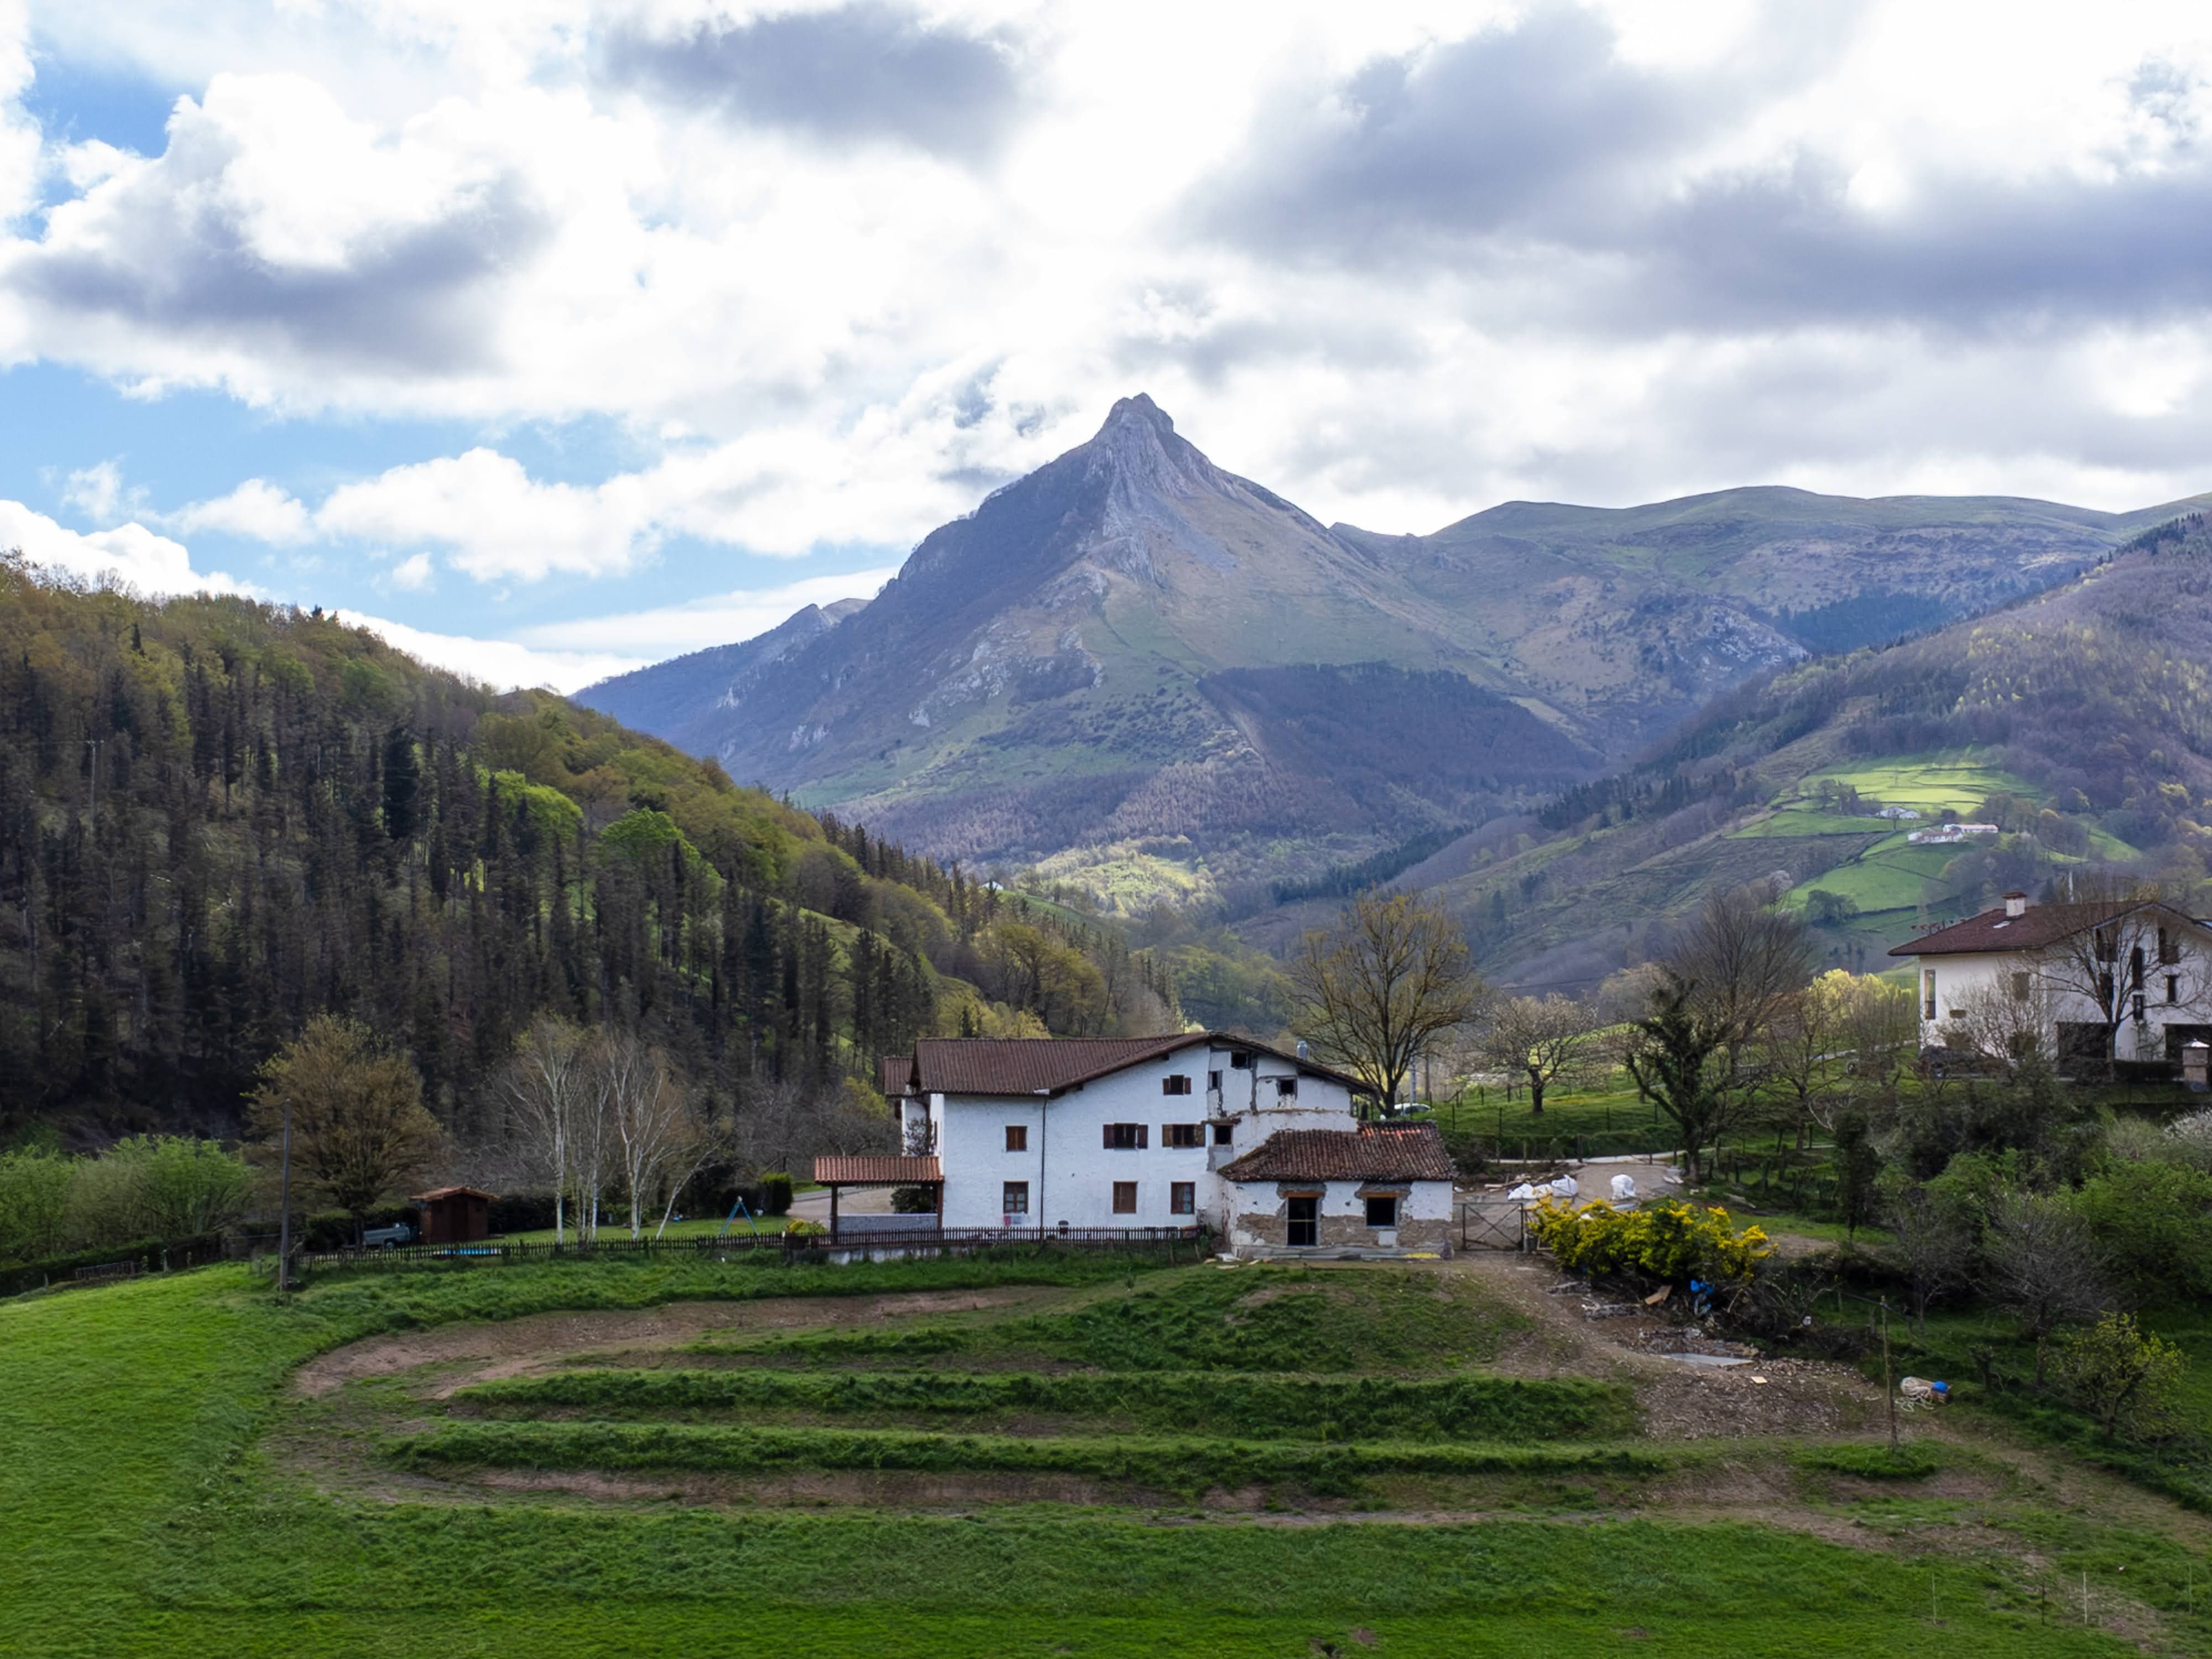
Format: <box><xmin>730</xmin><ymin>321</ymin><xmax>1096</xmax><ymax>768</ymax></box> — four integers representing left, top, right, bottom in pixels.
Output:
<box><xmin>413</xmin><ymin>1185</ymin><xmax>496</xmax><ymax>1244</ymax></box>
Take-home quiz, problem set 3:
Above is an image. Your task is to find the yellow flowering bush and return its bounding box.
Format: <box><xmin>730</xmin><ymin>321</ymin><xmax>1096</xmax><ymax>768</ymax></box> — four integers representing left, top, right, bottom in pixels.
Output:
<box><xmin>1528</xmin><ymin>1196</ymin><xmax>1773</xmax><ymax>1285</ymax></box>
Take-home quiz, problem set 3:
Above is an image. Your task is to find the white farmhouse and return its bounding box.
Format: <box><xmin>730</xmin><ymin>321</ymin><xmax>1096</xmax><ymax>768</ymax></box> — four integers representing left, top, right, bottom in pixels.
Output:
<box><xmin>1888</xmin><ymin>890</ymin><xmax>2212</xmax><ymax>1070</ymax></box>
<box><xmin>825</xmin><ymin>1034</ymin><xmax>1455</xmax><ymax>1257</ymax></box>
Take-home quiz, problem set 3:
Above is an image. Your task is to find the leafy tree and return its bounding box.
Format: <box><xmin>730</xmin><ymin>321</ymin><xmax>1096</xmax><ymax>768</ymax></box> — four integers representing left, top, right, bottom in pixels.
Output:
<box><xmin>1290</xmin><ymin>891</ymin><xmax>1484</xmax><ymax>1112</ymax></box>
<box><xmin>2056</xmin><ymin>1312</ymin><xmax>2185</xmax><ymax>1440</ymax></box>
<box><xmin>1881</xmin><ymin>1176</ymin><xmax>1976</xmax><ymax>1330</ymax></box>
<box><xmin>246</xmin><ymin>1015</ymin><xmax>445</xmax><ymax>1243</ymax></box>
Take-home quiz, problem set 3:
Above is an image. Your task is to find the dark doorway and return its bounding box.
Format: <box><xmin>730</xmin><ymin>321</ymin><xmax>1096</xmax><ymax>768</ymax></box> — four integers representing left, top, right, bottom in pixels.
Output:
<box><xmin>1287</xmin><ymin>1194</ymin><xmax>1319</xmax><ymax>1248</ymax></box>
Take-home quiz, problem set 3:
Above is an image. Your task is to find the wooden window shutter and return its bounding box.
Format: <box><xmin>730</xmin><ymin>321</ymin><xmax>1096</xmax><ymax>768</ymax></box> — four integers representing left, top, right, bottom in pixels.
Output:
<box><xmin>1103</xmin><ymin>1124</ymin><xmax>1113</xmax><ymax>1149</ymax></box>
<box><xmin>1139</xmin><ymin>1124</ymin><xmax>1149</xmax><ymax>1149</ymax></box>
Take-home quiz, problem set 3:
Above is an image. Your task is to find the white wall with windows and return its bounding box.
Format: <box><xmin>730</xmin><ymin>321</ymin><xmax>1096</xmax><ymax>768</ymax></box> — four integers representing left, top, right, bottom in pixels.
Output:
<box><xmin>930</xmin><ymin>1040</ymin><xmax>1359</xmax><ymax>1230</ymax></box>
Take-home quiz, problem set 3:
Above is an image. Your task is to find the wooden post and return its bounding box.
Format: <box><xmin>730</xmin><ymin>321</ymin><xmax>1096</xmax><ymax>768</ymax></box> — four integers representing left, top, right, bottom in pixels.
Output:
<box><xmin>1883</xmin><ymin>1299</ymin><xmax>1897</xmax><ymax>1452</ymax></box>
<box><xmin>830</xmin><ymin>1184</ymin><xmax>839</xmax><ymax>1243</ymax></box>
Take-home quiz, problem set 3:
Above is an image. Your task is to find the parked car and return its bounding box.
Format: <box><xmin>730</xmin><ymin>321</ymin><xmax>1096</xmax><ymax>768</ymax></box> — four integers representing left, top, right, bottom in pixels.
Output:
<box><xmin>361</xmin><ymin>1221</ymin><xmax>415</xmax><ymax>1248</ymax></box>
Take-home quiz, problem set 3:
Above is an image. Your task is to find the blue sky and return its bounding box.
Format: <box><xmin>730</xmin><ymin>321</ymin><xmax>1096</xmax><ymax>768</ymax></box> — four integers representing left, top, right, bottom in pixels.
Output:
<box><xmin>7</xmin><ymin>2</ymin><xmax>2212</xmax><ymax>689</ymax></box>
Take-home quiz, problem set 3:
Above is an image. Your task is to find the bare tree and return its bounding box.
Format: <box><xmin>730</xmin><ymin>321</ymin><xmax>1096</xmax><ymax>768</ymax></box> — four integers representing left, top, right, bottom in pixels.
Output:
<box><xmin>1837</xmin><ymin>973</ymin><xmax>1919</xmax><ymax>1098</ymax></box>
<box><xmin>501</xmin><ymin>1016</ymin><xmax>587</xmax><ymax>1244</ymax></box>
<box><xmin>1755</xmin><ymin>971</ymin><xmax>1852</xmax><ymax>1142</ymax></box>
<box><xmin>1290</xmin><ymin>891</ymin><xmax>1485</xmax><ymax>1112</ymax></box>
<box><xmin>1939</xmin><ymin>968</ymin><xmax>2059</xmax><ymax>1075</ymax></box>
<box><xmin>1621</xmin><ymin>887</ymin><xmax>1811</xmax><ymax>1179</ymax></box>
<box><xmin>2031</xmin><ymin>880</ymin><xmax>2210</xmax><ymax>1071</ymax></box>
<box><xmin>1479</xmin><ymin>994</ymin><xmax>1597</xmax><ymax>1116</ymax></box>
<box><xmin>594</xmin><ymin>1031</ymin><xmax>714</xmax><ymax>1239</ymax></box>
<box><xmin>1985</xmin><ymin>1191</ymin><xmax>2108</xmax><ymax>1384</ymax></box>
<box><xmin>1884</xmin><ymin>1180</ymin><xmax>1976</xmax><ymax>1332</ymax></box>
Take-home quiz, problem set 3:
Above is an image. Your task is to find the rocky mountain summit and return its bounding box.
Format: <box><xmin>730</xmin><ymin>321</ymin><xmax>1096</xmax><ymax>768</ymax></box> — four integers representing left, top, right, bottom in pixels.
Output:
<box><xmin>581</xmin><ymin>396</ymin><xmax>2190</xmax><ymax>889</ymax></box>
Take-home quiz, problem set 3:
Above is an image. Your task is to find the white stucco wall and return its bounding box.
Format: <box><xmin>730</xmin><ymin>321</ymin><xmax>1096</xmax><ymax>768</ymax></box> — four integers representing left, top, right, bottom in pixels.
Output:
<box><xmin>1913</xmin><ymin>931</ymin><xmax>2212</xmax><ymax>1063</ymax></box>
<box><xmin>932</xmin><ymin>1041</ymin><xmax>1359</xmax><ymax>1230</ymax></box>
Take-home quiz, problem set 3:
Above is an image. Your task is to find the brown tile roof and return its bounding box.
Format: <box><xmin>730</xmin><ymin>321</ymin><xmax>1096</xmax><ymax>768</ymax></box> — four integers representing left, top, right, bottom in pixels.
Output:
<box><xmin>413</xmin><ymin>1185</ymin><xmax>497</xmax><ymax>1202</ymax></box>
<box><xmin>812</xmin><ymin>1155</ymin><xmax>942</xmax><ymax>1185</ymax></box>
<box><xmin>1218</xmin><ymin>1124</ymin><xmax>1455</xmax><ymax>1185</ymax></box>
<box><xmin>878</xmin><ymin>1055</ymin><xmax>916</xmax><ymax>1098</ymax></box>
<box><xmin>908</xmin><ymin>1034</ymin><xmax>1373</xmax><ymax>1098</ymax></box>
<box><xmin>1888</xmin><ymin>900</ymin><xmax>2201</xmax><ymax>957</ymax></box>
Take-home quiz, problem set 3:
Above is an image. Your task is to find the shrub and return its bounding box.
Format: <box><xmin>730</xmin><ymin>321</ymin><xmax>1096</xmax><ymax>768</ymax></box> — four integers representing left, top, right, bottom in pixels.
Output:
<box><xmin>488</xmin><ymin>1193</ymin><xmax>560</xmax><ymax>1234</ymax></box>
<box><xmin>785</xmin><ymin>1219</ymin><xmax>826</xmax><ymax>1238</ymax></box>
<box><xmin>2055</xmin><ymin>1313</ymin><xmax>2186</xmax><ymax>1441</ymax></box>
<box><xmin>1528</xmin><ymin>1197</ymin><xmax>1773</xmax><ymax>1285</ymax></box>
<box><xmin>759</xmin><ymin>1174</ymin><xmax>794</xmax><ymax>1217</ymax></box>
<box><xmin>2073</xmin><ymin>1160</ymin><xmax>2212</xmax><ymax>1303</ymax></box>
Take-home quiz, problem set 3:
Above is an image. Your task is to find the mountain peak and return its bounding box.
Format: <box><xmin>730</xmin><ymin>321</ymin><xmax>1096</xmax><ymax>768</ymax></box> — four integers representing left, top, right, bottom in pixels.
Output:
<box><xmin>1098</xmin><ymin>392</ymin><xmax>1174</xmax><ymax>437</ymax></box>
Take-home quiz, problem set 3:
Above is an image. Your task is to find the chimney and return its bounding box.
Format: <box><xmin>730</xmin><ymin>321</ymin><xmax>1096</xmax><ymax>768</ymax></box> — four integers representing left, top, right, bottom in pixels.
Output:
<box><xmin>2004</xmin><ymin>891</ymin><xmax>2028</xmax><ymax>919</ymax></box>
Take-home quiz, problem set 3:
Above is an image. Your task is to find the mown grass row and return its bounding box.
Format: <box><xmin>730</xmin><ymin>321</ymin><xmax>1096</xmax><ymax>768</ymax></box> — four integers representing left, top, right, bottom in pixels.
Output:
<box><xmin>698</xmin><ymin>1266</ymin><xmax>1526</xmax><ymax>1374</ymax></box>
<box><xmin>393</xmin><ymin>1418</ymin><xmax>1681</xmax><ymax>1495</ymax></box>
<box><xmin>457</xmin><ymin>1367</ymin><xmax>1639</xmax><ymax>1441</ymax></box>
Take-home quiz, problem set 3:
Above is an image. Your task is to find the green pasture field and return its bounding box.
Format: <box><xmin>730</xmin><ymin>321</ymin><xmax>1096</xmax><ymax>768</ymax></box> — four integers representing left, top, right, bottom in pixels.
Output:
<box><xmin>1786</xmin><ymin>839</ymin><xmax>1965</xmax><ymax>915</ymax></box>
<box><xmin>1798</xmin><ymin>752</ymin><xmax>2041</xmax><ymax>814</ymax></box>
<box><xmin>492</xmin><ymin>1214</ymin><xmax>796</xmax><ymax>1245</ymax></box>
<box><xmin>1</xmin><ymin>1251</ymin><xmax>2198</xmax><ymax>1657</ymax></box>
<box><xmin>1733</xmin><ymin>810</ymin><xmax>1892</xmax><ymax>838</ymax></box>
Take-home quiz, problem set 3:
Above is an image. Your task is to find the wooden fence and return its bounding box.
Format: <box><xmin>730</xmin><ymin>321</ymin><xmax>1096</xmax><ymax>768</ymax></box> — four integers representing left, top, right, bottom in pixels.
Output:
<box><xmin>291</xmin><ymin>1225</ymin><xmax>1208</xmax><ymax>1274</ymax></box>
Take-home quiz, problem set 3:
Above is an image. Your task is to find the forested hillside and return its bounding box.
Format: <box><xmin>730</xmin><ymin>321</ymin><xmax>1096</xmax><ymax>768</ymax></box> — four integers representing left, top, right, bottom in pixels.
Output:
<box><xmin>1388</xmin><ymin>530</ymin><xmax>2212</xmax><ymax>993</ymax></box>
<box><xmin>0</xmin><ymin>558</ymin><xmax>1176</xmax><ymax>1144</ymax></box>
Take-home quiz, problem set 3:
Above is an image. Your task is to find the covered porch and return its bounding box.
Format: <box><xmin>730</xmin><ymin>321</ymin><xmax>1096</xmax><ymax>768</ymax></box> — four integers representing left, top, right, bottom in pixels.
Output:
<box><xmin>810</xmin><ymin>1154</ymin><xmax>943</xmax><ymax>1244</ymax></box>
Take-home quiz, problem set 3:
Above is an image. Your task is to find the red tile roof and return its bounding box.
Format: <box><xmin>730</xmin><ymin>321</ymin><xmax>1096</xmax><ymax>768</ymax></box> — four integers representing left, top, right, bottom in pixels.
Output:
<box><xmin>879</xmin><ymin>1055</ymin><xmax>916</xmax><ymax>1098</ymax></box>
<box><xmin>1218</xmin><ymin>1124</ymin><xmax>1455</xmax><ymax>1184</ymax></box>
<box><xmin>909</xmin><ymin>1034</ymin><xmax>1371</xmax><ymax>1098</ymax></box>
<box><xmin>1888</xmin><ymin>900</ymin><xmax>2201</xmax><ymax>957</ymax></box>
<box><xmin>812</xmin><ymin>1155</ymin><xmax>942</xmax><ymax>1185</ymax></box>
<box><xmin>413</xmin><ymin>1185</ymin><xmax>497</xmax><ymax>1202</ymax></box>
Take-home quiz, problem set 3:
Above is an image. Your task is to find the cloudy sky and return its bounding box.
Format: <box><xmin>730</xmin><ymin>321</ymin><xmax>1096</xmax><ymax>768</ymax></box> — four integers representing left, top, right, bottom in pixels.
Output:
<box><xmin>7</xmin><ymin>0</ymin><xmax>2212</xmax><ymax>689</ymax></box>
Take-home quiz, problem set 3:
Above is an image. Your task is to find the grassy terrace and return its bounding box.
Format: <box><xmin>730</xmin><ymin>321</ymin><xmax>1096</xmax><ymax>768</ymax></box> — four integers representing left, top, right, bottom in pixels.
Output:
<box><xmin>2</xmin><ymin>1250</ymin><xmax>2198</xmax><ymax>1656</ymax></box>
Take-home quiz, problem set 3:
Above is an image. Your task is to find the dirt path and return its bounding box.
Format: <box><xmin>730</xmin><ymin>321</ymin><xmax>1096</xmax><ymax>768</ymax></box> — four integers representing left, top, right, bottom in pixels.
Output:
<box><xmin>1443</xmin><ymin>1249</ymin><xmax>1879</xmax><ymax>1440</ymax></box>
<box><xmin>293</xmin><ymin>1286</ymin><xmax>1060</xmax><ymax>1399</ymax></box>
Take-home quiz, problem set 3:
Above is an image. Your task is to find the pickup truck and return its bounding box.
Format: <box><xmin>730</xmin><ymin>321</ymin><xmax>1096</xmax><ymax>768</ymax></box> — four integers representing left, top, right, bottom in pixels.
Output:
<box><xmin>361</xmin><ymin>1221</ymin><xmax>415</xmax><ymax>1248</ymax></box>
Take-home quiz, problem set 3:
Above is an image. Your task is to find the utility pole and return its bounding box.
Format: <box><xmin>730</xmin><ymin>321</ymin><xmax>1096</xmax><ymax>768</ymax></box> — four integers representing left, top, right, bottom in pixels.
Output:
<box><xmin>276</xmin><ymin>1098</ymin><xmax>294</xmax><ymax>1292</ymax></box>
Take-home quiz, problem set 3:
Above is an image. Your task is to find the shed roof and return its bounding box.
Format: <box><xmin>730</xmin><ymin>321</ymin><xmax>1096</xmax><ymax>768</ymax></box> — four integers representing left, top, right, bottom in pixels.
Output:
<box><xmin>1888</xmin><ymin>900</ymin><xmax>2203</xmax><ymax>958</ymax></box>
<box><xmin>1218</xmin><ymin>1123</ymin><xmax>1454</xmax><ymax>1184</ymax></box>
<box><xmin>812</xmin><ymin>1155</ymin><xmax>942</xmax><ymax>1186</ymax></box>
<box><xmin>910</xmin><ymin>1033</ymin><xmax>1371</xmax><ymax>1098</ymax></box>
<box><xmin>413</xmin><ymin>1185</ymin><xmax>497</xmax><ymax>1203</ymax></box>
<box><xmin>879</xmin><ymin>1054</ymin><xmax>916</xmax><ymax>1098</ymax></box>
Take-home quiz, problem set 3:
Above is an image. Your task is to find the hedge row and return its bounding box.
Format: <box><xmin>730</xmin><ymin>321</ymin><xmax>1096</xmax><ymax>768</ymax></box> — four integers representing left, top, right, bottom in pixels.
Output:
<box><xmin>458</xmin><ymin>1368</ymin><xmax>1639</xmax><ymax>1443</ymax></box>
<box><xmin>390</xmin><ymin>1420</ymin><xmax>1672</xmax><ymax>1496</ymax></box>
<box><xmin>0</xmin><ymin>1231</ymin><xmax>228</xmax><ymax>1298</ymax></box>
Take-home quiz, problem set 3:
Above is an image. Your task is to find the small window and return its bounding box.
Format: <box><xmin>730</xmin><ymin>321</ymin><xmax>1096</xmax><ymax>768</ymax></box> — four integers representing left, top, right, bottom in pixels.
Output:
<box><xmin>1274</xmin><ymin>1077</ymin><xmax>1297</xmax><ymax>1099</ymax></box>
<box><xmin>1207</xmin><ymin>1070</ymin><xmax>1222</xmax><ymax>1092</ymax></box>
<box><xmin>1112</xmin><ymin>1181</ymin><xmax>1138</xmax><ymax>1214</ymax></box>
<box><xmin>1365</xmin><ymin>1195</ymin><xmax>1399</xmax><ymax>1228</ymax></box>
<box><xmin>1230</xmin><ymin>1051</ymin><xmax>1251</xmax><ymax>1070</ymax></box>
<box><xmin>2171</xmin><ymin>975</ymin><xmax>2182</xmax><ymax>1005</ymax></box>
<box><xmin>2161</xmin><ymin>926</ymin><xmax>2182</xmax><ymax>966</ymax></box>
<box><xmin>1161</xmin><ymin>1123</ymin><xmax>1203</xmax><ymax>1148</ymax></box>
<box><xmin>1005</xmin><ymin>1124</ymin><xmax>1028</xmax><ymax>1152</ymax></box>
<box><xmin>1103</xmin><ymin>1123</ymin><xmax>1146</xmax><ymax>1150</ymax></box>
<box><xmin>1162</xmin><ymin>1074</ymin><xmax>1192</xmax><ymax>1095</ymax></box>
<box><xmin>2011</xmin><ymin>972</ymin><xmax>2031</xmax><ymax>1002</ymax></box>
<box><xmin>1170</xmin><ymin>1182</ymin><xmax>1196</xmax><ymax>1215</ymax></box>
<box><xmin>1002</xmin><ymin>1181</ymin><xmax>1030</xmax><ymax>1215</ymax></box>
<box><xmin>1922</xmin><ymin>970</ymin><xmax>1937</xmax><ymax>1021</ymax></box>
<box><xmin>1212</xmin><ymin>1121</ymin><xmax>1234</xmax><ymax>1146</ymax></box>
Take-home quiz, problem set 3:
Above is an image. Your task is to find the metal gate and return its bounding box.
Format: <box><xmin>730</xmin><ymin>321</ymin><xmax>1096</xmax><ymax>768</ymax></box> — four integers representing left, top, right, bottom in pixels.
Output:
<box><xmin>1457</xmin><ymin>1199</ymin><xmax>1528</xmax><ymax>1251</ymax></box>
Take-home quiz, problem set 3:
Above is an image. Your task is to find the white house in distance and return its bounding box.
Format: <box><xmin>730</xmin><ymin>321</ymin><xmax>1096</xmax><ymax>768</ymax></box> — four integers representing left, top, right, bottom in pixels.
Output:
<box><xmin>1888</xmin><ymin>890</ymin><xmax>2212</xmax><ymax>1068</ymax></box>
<box><xmin>825</xmin><ymin>1034</ymin><xmax>1456</xmax><ymax>1258</ymax></box>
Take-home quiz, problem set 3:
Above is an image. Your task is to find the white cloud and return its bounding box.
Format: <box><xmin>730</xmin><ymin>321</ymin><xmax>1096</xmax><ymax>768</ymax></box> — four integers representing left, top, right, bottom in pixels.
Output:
<box><xmin>515</xmin><ymin>567</ymin><xmax>897</xmax><ymax>657</ymax></box>
<box><xmin>168</xmin><ymin>477</ymin><xmax>315</xmax><ymax>542</ymax></box>
<box><xmin>0</xmin><ymin>497</ymin><xmax>253</xmax><ymax>594</ymax></box>
<box><xmin>387</xmin><ymin>550</ymin><xmax>435</xmax><ymax>590</ymax></box>
<box><xmin>60</xmin><ymin>458</ymin><xmax>141</xmax><ymax>524</ymax></box>
<box><xmin>330</xmin><ymin>608</ymin><xmax>649</xmax><ymax>694</ymax></box>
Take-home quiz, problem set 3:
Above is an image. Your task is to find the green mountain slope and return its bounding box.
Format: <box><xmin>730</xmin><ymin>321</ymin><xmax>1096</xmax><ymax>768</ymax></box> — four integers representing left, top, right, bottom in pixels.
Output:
<box><xmin>1397</xmin><ymin>527</ymin><xmax>2212</xmax><ymax>991</ymax></box>
<box><xmin>583</xmin><ymin>397</ymin><xmax>2197</xmax><ymax>898</ymax></box>
<box><xmin>0</xmin><ymin>560</ymin><xmax>1169</xmax><ymax>1140</ymax></box>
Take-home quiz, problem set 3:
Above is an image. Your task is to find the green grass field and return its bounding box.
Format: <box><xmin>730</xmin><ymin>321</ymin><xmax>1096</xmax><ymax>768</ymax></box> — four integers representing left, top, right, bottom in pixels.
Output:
<box><xmin>1799</xmin><ymin>752</ymin><xmax>2041</xmax><ymax>815</ymax></box>
<box><xmin>1</xmin><ymin>1251</ymin><xmax>2197</xmax><ymax>1656</ymax></box>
